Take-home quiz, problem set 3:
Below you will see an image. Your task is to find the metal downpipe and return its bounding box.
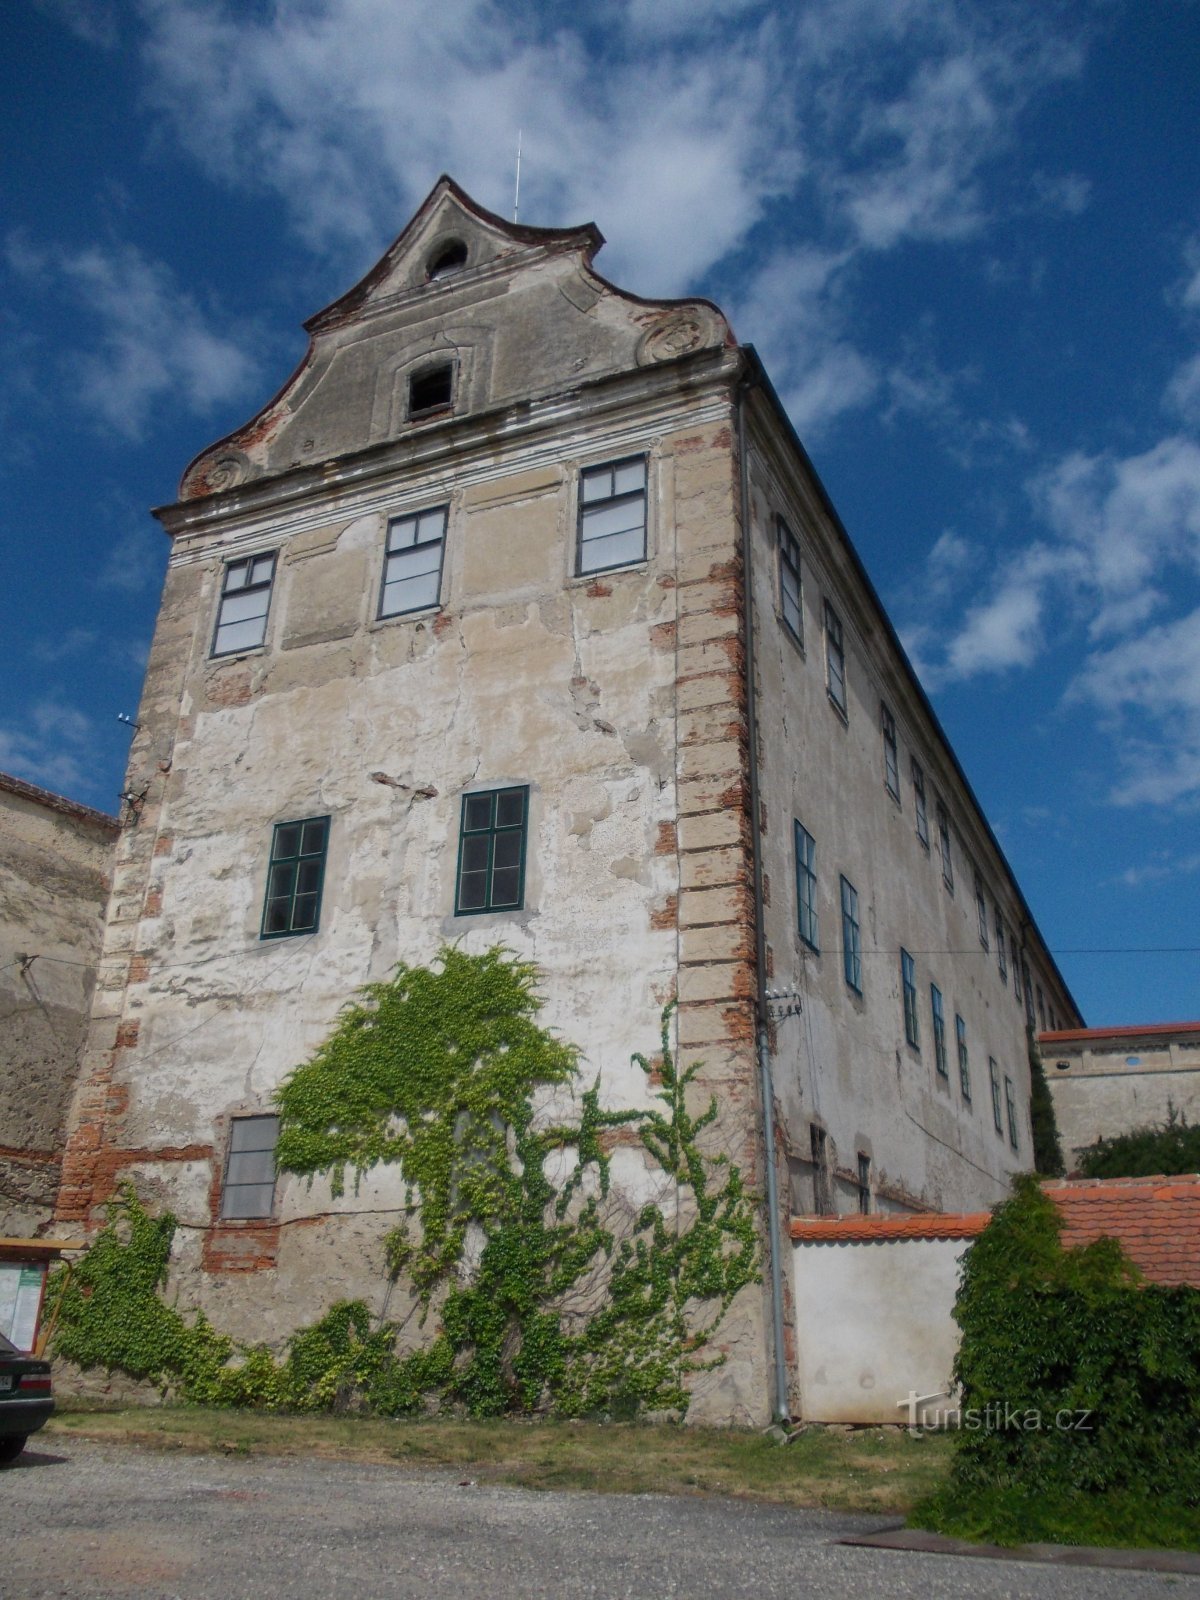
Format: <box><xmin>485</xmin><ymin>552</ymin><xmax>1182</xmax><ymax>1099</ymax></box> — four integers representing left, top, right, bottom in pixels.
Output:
<box><xmin>736</xmin><ymin>380</ymin><xmax>790</xmax><ymax>1425</ymax></box>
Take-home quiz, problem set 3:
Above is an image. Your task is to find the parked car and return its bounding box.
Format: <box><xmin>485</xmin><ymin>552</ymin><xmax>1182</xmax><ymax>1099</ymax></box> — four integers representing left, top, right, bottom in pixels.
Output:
<box><xmin>0</xmin><ymin>1330</ymin><xmax>54</xmax><ymax>1464</ymax></box>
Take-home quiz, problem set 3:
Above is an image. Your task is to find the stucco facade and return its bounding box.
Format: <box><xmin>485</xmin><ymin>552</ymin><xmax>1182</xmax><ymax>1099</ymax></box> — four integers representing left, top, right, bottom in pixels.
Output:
<box><xmin>57</xmin><ymin>178</ymin><xmax>1079</xmax><ymax>1423</ymax></box>
<box><xmin>1041</xmin><ymin>1023</ymin><xmax>1200</xmax><ymax>1164</ymax></box>
<box><xmin>0</xmin><ymin>772</ymin><xmax>118</xmax><ymax>1235</ymax></box>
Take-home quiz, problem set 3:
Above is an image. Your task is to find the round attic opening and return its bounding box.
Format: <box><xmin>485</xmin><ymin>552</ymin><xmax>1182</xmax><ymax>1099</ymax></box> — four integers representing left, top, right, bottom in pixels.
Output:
<box><xmin>427</xmin><ymin>240</ymin><xmax>468</xmax><ymax>280</ymax></box>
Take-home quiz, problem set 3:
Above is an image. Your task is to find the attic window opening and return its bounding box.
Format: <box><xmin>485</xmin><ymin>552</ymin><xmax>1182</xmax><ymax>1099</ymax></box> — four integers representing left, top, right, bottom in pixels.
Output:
<box><xmin>427</xmin><ymin>240</ymin><xmax>468</xmax><ymax>280</ymax></box>
<box><xmin>409</xmin><ymin>362</ymin><xmax>454</xmax><ymax>418</ymax></box>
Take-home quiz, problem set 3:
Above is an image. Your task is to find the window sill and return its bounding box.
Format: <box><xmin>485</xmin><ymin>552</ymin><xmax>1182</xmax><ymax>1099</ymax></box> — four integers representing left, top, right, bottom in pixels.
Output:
<box><xmin>369</xmin><ymin>605</ymin><xmax>442</xmax><ymax>632</ymax></box>
<box><xmin>569</xmin><ymin>559</ymin><xmax>650</xmax><ymax>588</ymax></box>
<box><xmin>826</xmin><ymin>692</ymin><xmax>849</xmax><ymax>724</ymax></box>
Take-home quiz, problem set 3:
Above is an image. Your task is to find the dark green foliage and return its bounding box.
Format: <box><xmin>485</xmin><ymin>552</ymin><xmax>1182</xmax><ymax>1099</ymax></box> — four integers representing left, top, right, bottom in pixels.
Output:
<box><xmin>1076</xmin><ymin>1104</ymin><xmax>1200</xmax><ymax>1179</ymax></box>
<box><xmin>914</xmin><ymin>1175</ymin><xmax>1200</xmax><ymax>1550</ymax></box>
<box><xmin>1027</xmin><ymin>1033</ymin><xmax>1064</xmax><ymax>1177</ymax></box>
<box><xmin>52</xmin><ymin>950</ymin><xmax>759</xmax><ymax>1423</ymax></box>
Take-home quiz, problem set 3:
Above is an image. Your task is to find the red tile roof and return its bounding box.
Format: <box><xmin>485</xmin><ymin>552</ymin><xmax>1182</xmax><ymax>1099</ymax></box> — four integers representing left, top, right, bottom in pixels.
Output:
<box><xmin>791</xmin><ymin>1174</ymin><xmax>1200</xmax><ymax>1287</ymax></box>
<box><xmin>1039</xmin><ymin>1022</ymin><xmax>1200</xmax><ymax>1044</ymax></box>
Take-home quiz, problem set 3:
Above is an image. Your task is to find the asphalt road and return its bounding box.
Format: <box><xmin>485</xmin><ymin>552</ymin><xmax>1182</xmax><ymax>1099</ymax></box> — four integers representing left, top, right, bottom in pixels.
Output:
<box><xmin>2</xmin><ymin>1439</ymin><xmax>1196</xmax><ymax>1600</ymax></box>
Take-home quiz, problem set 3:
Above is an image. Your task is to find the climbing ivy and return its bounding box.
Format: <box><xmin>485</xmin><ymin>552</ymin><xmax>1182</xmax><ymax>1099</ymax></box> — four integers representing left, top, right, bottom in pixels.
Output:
<box><xmin>52</xmin><ymin>948</ymin><xmax>759</xmax><ymax>1421</ymax></box>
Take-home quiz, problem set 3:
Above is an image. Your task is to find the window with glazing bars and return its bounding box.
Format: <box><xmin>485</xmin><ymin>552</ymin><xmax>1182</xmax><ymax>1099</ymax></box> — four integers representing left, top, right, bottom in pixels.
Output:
<box><xmin>794</xmin><ymin>821</ymin><xmax>819</xmax><ymax>951</ymax></box>
<box><xmin>578</xmin><ymin>456</ymin><xmax>647</xmax><ymax>574</ymax></box>
<box><xmin>882</xmin><ymin>705</ymin><xmax>900</xmax><ymax>799</ymax></box>
<box><xmin>824</xmin><ymin>601</ymin><xmax>846</xmax><ymax>714</ymax></box>
<box><xmin>936</xmin><ymin>800</ymin><xmax>953</xmax><ymax>891</ymax></box>
<box><xmin>840</xmin><ymin>876</ymin><xmax>861</xmax><ymax>993</ymax></box>
<box><xmin>261</xmin><ymin>816</ymin><xmax>329</xmax><ymax>938</ymax></box>
<box><xmin>901</xmin><ymin>949</ymin><xmax>919</xmax><ymax>1047</ymax></box>
<box><xmin>857</xmin><ymin>1152</ymin><xmax>871</xmax><ymax>1215</ymax></box>
<box><xmin>975</xmin><ymin>871</ymin><xmax>989</xmax><ymax>949</ymax></box>
<box><xmin>1036</xmin><ymin>985</ymin><xmax>1047</xmax><ymax>1031</ymax></box>
<box><xmin>213</xmin><ymin>551</ymin><xmax>276</xmax><ymax>657</ymax></box>
<box><xmin>779</xmin><ymin>519</ymin><xmax>803</xmax><ymax>642</ymax></box>
<box><xmin>912</xmin><ymin>759</ymin><xmax>929</xmax><ymax>847</ymax></box>
<box><xmin>1022</xmin><ymin>961</ymin><xmax>1035</xmax><ymax>1026</ymax></box>
<box><xmin>221</xmin><ymin>1114</ymin><xmax>280</xmax><ymax>1219</ymax></box>
<box><xmin>956</xmin><ymin>1014</ymin><xmax>972</xmax><ymax>1102</ymax></box>
<box><xmin>455</xmin><ymin>786</ymin><xmax>528</xmax><ymax>914</ymax></box>
<box><xmin>380</xmin><ymin>505</ymin><xmax>447</xmax><ymax>617</ymax></box>
<box><xmin>996</xmin><ymin>910</ymin><xmax>1008</xmax><ymax>982</ymax></box>
<box><xmin>1004</xmin><ymin>1075</ymin><xmax>1020</xmax><ymax>1150</ymax></box>
<box><xmin>989</xmin><ymin>1058</ymin><xmax>1004</xmax><ymax>1134</ymax></box>
<box><xmin>1011</xmin><ymin>937</ymin><xmax>1022</xmax><ymax>1007</ymax></box>
<box><xmin>931</xmin><ymin>984</ymin><xmax>948</xmax><ymax>1077</ymax></box>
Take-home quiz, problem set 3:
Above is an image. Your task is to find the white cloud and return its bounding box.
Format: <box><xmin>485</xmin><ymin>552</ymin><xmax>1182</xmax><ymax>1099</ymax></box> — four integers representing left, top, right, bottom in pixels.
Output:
<box><xmin>0</xmin><ymin>701</ymin><xmax>102</xmax><ymax>801</ymax></box>
<box><xmin>5</xmin><ymin>233</ymin><xmax>259</xmax><ymax>438</ymax></box>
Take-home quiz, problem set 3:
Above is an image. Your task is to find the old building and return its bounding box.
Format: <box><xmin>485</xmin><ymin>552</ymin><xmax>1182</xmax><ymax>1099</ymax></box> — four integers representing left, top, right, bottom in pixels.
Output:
<box><xmin>0</xmin><ymin>771</ymin><xmax>118</xmax><ymax>1235</ymax></box>
<box><xmin>57</xmin><ymin>177</ymin><xmax>1080</xmax><ymax>1423</ymax></box>
<box><xmin>1041</xmin><ymin>1022</ymin><xmax>1200</xmax><ymax>1164</ymax></box>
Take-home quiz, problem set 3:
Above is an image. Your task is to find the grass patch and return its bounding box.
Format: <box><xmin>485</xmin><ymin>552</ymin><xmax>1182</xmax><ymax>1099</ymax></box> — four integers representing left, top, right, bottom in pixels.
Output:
<box><xmin>45</xmin><ymin>1405</ymin><xmax>950</xmax><ymax>1514</ymax></box>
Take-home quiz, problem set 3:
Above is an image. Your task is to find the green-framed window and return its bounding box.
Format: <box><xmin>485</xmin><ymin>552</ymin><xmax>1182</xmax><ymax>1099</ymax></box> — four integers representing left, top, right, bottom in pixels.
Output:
<box><xmin>931</xmin><ymin>984</ymin><xmax>948</xmax><ymax>1077</ymax></box>
<box><xmin>794</xmin><ymin>820</ymin><xmax>818</xmax><ymax>951</ymax></box>
<box><xmin>779</xmin><ymin>518</ymin><xmax>803</xmax><ymax>643</ymax></box>
<box><xmin>455</xmin><ymin>786</ymin><xmax>529</xmax><ymax>914</ymax></box>
<box><xmin>901</xmin><ymin>948</ymin><xmax>919</xmax><ymax>1047</ymax></box>
<box><xmin>261</xmin><ymin>815</ymin><xmax>329</xmax><ymax>938</ymax></box>
<box><xmin>956</xmin><ymin>1013</ymin><xmax>972</xmax><ymax>1103</ymax></box>
<box><xmin>840</xmin><ymin>875</ymin><xmax>861</xmax><ymax>993</ymax></box>
<box><xmin>989</xmin><ymin>1058</ymin><xmax>1004</xmax><ymax>1134</ymax></box>
<box><xmin>1005</xmin><ymin>1075</ymin><xmax>1020</xmax><ymax>1151</ymax></box>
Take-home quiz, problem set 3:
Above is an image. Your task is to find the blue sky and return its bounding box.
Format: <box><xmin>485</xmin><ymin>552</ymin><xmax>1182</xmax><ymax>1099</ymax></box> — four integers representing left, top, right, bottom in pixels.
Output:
<box><xmin>4</xmin><ymin>0</ymin><xmax>1198</xmax><ymax>1026</ymax></box>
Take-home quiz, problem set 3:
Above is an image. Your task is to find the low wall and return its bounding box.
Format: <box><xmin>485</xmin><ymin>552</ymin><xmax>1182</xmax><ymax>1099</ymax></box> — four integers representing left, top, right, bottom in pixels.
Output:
<box><xmin>791</xmin><ymin>1175</ymin><xmax>1200</xmax><ymax>1425</ymax></box>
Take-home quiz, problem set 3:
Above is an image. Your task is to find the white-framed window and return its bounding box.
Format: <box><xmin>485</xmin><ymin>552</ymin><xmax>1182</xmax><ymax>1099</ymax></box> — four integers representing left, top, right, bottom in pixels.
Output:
<box><xmin>221</xmin><ymin>1114</ymin><xmax>280</xmax><ymax>1219</ymax></box>
<box><xmin>794</xmin><ymin>821</ymin><xmax>819</xmax><ymax>952</ymax></box>
<box><xmin>212</xmin><ymin>551</ymin><xmax>276</xmax><ymax>657</ymax></box>
<box><xmin>882</xmin><ymin>704</ymin><xmax>900</xmax><ymax>800</ymax></box>
<box><xmin>779</xmin><ymin>518</ymin><xmax>803</xmax><ymax>643</ymax></box>
<box><xmin>912</xmin><ymin>760</ymin><xmax>929</xmax><ymax>847</ymax></box>
<box><xmin>824</xmin><ymin>601</ymin><xmax>846</xmax><ymax>715</ymax></box>
<box><xmin>379</xmin><ymin>505</ymin><xmax>448</xmax><ymax>617</ymax></box>
<box><xmin>577</xmin><ymin>456</ymin><xmax>647</xmax><ymax>575</ymax></box>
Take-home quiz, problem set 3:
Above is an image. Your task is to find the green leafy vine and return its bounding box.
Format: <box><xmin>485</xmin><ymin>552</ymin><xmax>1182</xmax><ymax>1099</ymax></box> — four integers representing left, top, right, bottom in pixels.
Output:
<box><xmin>51</xmin><ymin>947</ymin><xmax>759</xmax><ymax>1420</ymax></box>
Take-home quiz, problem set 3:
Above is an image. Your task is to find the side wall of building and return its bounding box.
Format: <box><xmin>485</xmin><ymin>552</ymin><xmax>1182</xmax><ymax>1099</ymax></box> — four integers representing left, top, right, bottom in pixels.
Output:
<box><xmin>0</xmin><ymin>779</ymin><xmax>118</xmax><ymax>1233</ymax></box>
<box><xmin>1043</xmin><ymin>1030</ymin><xmax>1200</xmax><ymax>1162</ymax></box>
<box><xmin>743</xmin><ymin>399</ymin><xmax>1076</xmax><ymax>1219</ymax></box>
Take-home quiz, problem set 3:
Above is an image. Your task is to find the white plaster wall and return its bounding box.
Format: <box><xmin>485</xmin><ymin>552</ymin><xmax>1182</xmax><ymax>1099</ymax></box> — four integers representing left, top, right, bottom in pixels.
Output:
<box><xmin>1046</xmin><ymin>1038</ymin><xmax>1200</xmax><ymax>1162</ymax></box>
<box><xmin>793</xmin><ymin>1236</ymin><xmax>968</xmax><ymax>1424</ymax></box>
<box><xmin>744</xmin><ymin>414</ymin><xmax>1074</xmax><ymax>1215</ymax></box>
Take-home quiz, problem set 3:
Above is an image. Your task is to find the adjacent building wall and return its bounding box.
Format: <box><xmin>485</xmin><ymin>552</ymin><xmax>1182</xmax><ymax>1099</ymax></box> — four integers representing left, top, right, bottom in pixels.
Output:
<box><xmin>0</xmin><ymin>773</ymin><xmax>118</xmax><ymax>1234</ymax></box>
<box><xmin>1041</xmin><ymin>1024</ymin><xmax>1200</xmax><ymax>1164</ymax></box>
<box><xmin>742</xmin><ymin>389</ymin><xmax>1078</xmax><ymax>1220</ymax></box>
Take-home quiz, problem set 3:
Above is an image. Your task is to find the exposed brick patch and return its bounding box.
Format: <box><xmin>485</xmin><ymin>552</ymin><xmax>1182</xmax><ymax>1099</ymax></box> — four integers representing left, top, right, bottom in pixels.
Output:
<box><xmin>142</xmin><ymin>886</ymin><xmax>163</xmax><ymax>917</ymax></box>
<box><xmin>654</xmin><ymin>820</ymin><xmax>678</xmax><ymax>855</ymax></box>
<box><xmin>127</xmin><ymin>954</ymin><xmax>151</xmax><ymax>984</ymax></box>
<box><xmin>152</xmin><ymin>834</ymin><xmax>174</xmax><ymax>858</ymax></box>
<box><xmin>585</xmin><ymin>580</ymin><xmax>612</xmax><ymax>598</ymax></box>
<box><xmin>711</xmin><ymin>426</ymin><xmax>732</xmax><ymax>449</ymax></box>
<box><xmin>432</xmin><ymin>612</ymin><xmax>456</xmax><ymax>637</ymax></box>
<box><xmin>650</xmin><ymin>892</ymin><xmax>678</xmax><ymax>930</ymax></box>
<box><xmin>114</xmin><ymin>1021</ymin><xmax>140</xmax><ymax>1049</ymax></box>
<box><xmin>202</xmin><ymin>1224</ymin><xmax>281</xmax><ymax>1274</ymax></box>
<box><xmin>761</xmin><ymin>872</ymin><xmax>770</xmax><ymax>908</ymax></box>
<box><xmin>207</xmin><ymin>668</ymin><xmax>254</xmax><ymax>708</ymax></box>
<box><xmin>672</xmin><ymin>432</ymin><xmax>707</xmax><ymax>454</ymax></box>
<box><xmin>596</xmin><ymin>1125</ymin><xmax>652</xmax><ymax>1154</ymax></box>
<box><xmin>656</xmin><ymin>574</ymin><xmax>677</xmax><ymax>589</ymax></box>
<box><xmin>649</xmin><ymin>620</ymin><xmax>677</xmax><ymax>650</ymax></box>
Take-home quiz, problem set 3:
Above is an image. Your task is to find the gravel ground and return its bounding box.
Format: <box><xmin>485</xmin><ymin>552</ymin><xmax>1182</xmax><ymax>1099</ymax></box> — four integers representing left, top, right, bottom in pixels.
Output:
<box><xmin>2</xmin><ymin>1438</ymin><xmax>1197</xmax><ymax>1600</ymax></box>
